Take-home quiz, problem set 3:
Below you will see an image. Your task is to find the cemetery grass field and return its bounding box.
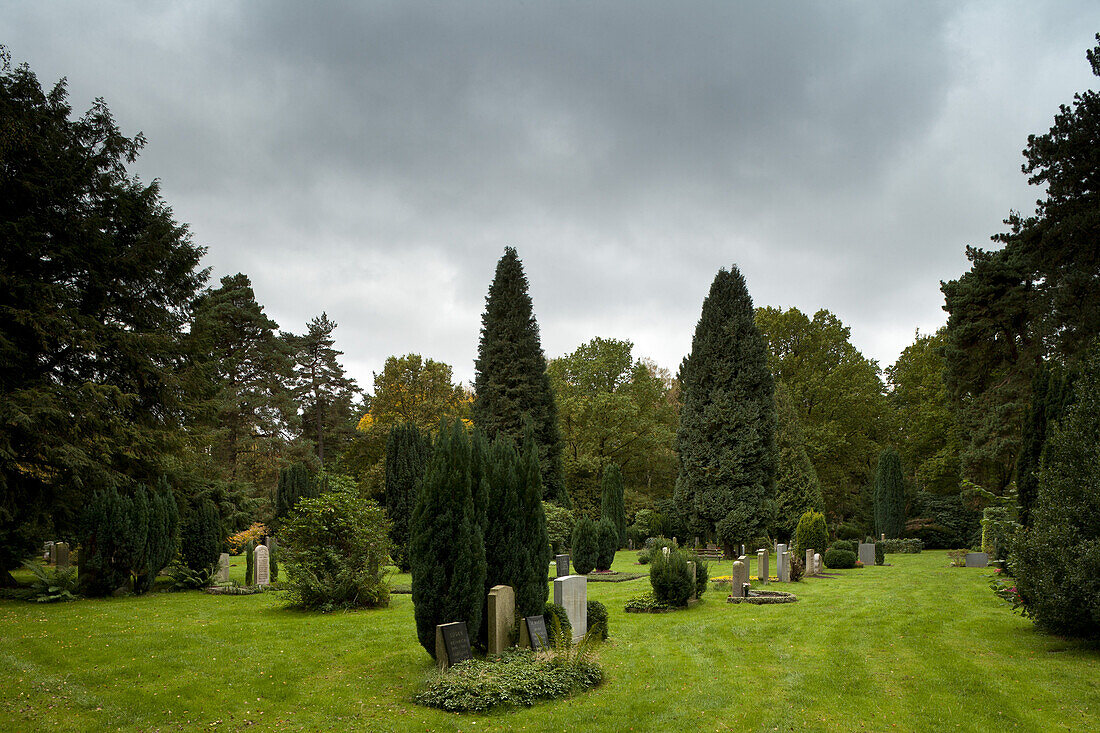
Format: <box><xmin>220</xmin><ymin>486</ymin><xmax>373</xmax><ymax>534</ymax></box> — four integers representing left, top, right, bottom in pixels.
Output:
<box><xmin>2</xmin><ymin>551</ymin><xmax>1098</xmax><ymax>732</ymax></box>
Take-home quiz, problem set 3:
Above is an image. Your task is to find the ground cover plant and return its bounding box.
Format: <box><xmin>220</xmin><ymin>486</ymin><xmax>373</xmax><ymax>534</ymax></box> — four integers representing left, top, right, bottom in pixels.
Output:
<box><xmin>3</xmin><ymin>550</ymin><xmax>1100</xmax><ymax>731</ymax></box>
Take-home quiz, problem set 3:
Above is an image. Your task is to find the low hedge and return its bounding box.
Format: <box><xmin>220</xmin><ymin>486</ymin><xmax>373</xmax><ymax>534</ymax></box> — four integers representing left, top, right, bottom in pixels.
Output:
<box><xmin>823</xmin><ymin>549</ymin><xmax>857</xmax><ymax>569</ymax></box>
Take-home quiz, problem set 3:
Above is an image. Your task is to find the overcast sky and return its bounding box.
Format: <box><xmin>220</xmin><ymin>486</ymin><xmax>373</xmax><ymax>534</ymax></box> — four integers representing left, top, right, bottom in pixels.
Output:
<box><xmin>8</xmin><ymin>2</ymin><xmax>1100</xmax><ymax>390</ymax></box>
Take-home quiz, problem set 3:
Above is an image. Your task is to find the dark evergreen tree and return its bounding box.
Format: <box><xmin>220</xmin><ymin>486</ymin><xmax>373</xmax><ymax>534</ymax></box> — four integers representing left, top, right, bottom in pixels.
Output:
<box><xmin>479</xmin><ymin>433</ymin><xmax>522</xmax><ymax>647</ymax></box>
<box><xmin>772</xmin><ymin>385</ymin><xmax>824</xmax><ymax>540</ymax></box>
<box><xmin>132</xmin><ymin>479</ymin><xmax>179</xmax><ymax>594</ymax></box>
<box><xmin>514</xmin><ymin>429</ymin><xmax>552</xmax><ymax>617</ymax></box>
<box><xmin>469</xmin><ymin>428</ymin><xmax>491</xmax><ymax>532</ymax></box>
<box><xmin>792</xmin><ymin>510</ymin><xmax>829</xmax><ymax>557</ymax></box>
<box><xmin>383</xmin><ymin>424</ymin><xmax>432</xmax><ymax>572</ymax></box>
<box><xmin>472</xmin><ymin>247</ymin><xmax>568</xmax><ymax>506</ymax></box>
<box><xmin>179</xmin><ymin>499</ymin><xmax>223</xmax><ymax>574</ymax></box>
<box><xmin>275</xmin><ymin>463</ymin><xmax>315</xmax><ymax>528</ymax></box>
<box><xmin>1014</xmin><ymin>342</ymin><xmax>1100</xmax><ymax>638</ymax></box>
<box><xmin>873</xmin><ymin>448</ymin><xmax>906</xmax><ymax>539</ymax></box>
<box><xmin>1016</xmin><ymin>364</ymin><xmax>1076</xmax><ymax>528</ymax></box>
<box><xmin>595</xmin><ymin>518</ymin><xmax>618</xmax><ymax>571</ymax></box>
<box><xmin>409</xmin><ymin>421</ymin><xmax>487</xmax><ymax>658</ymax></box>
<box><xmin>0</xmin><ymin>53</ymin><xmax>207</xmax><ymax>585</ymax></box>
<box><xmin>674</xmin><ymin>267</ymin><xmax>777</xmax><ymax>553</ymax></box>
<box><xmin>599</xmin><ymin>464</ymin><xmax>627</xmax><ymax>548</ymax></box>
<box><xmin>571</xmin><ymin>517</ymin><xmax>599</xmax><ymax>575</ymax></box>
<box><xmin>77</xmin><ymin>487</ymin><xmax>139</xmax><ymax>596</ymax></box>
<box><xmin>245</xmin><ymin>540</ymin><xmax>256</xmax><ymax>585</ymax></box>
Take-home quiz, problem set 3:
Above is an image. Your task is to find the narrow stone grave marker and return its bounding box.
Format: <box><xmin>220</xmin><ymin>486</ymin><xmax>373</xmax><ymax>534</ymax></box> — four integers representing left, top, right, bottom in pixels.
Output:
<box><xmin>435</xmin><ymin>621</ymin><xmax>472</xmax><ymax>671</ymax></box>
<box><xmin>730</xmin><ymin>560</ymin><xmax>746</xmax><ymax>597</ymax></box>
<box><xmin>254</xmin><ymin>544</ymin><xmax>270</xmax><ymax>586</ymax></box>
<box><xmin>858</xmin><ymin>543</ymin><xmax>875</xmax><ymax>567</ymax></box>
<box><xmin>49</xmin><ymin>542</ymin><xmax>58</xmax><ymax>565</ymax></box>
<box><xmin>217</xmin><ymin>553</ymin><xmax>230</xmax><ymax>583</ymax></box>
<box><xmin>757</xmin><ymin>549</ymin><xmax>769</xmax><ymax>582</ymax></box>
<box><xmin>554</xmin><ymin>575</ymin><xmax>587</xmax><ymax>640</ymax></box>
<box><xmin>778</xmin><ymin>551</ymin><xmax>789</xmax><ymax>582</ymax></box>
<box><xmin>487</xmin><ymin>585</ymin><xmax>515</xmax><ymax>655</ymax></box>
<box><xmin>522</xmin><ymin>615</ymin><xmax>549</xmax><ymax>650</ymax></box>
<box><xmin>555</xmin><ymin>554</ymin><xmax>570</xmax><ymax>578</ymax></box>
<box><xmin>814</xmin><ymin>553</ymin><xmax>822</xmax><ymax>575</ymax></box>
<box><xmin>55</xmin><ymin>542</ymin><xmax>70</xmax><ymax>570</ymax></box>
<box><xmin>662</xmin><ymin>546</ymin><xmax>670</xmax><ymax>559</ymax></box>
<box><xmin>805</xmin><ymin>549</ymin><xmax>815</xmax><ymax>577</ymax></box>
<box><xmin>43</xmin><ymin>541</ymin><xmax>53</xmax><ymax>563</ymax></box>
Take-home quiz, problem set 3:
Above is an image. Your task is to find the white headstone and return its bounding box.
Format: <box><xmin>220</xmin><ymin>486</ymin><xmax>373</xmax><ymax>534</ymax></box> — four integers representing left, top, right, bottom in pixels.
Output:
<box><xmin>662</xmin><ymin>546</ymin><xmax>670</xmax><ymax>559</ymax></box>
<box><xmin>55</xmin><ymin>542</ymin><xmax>70</xmax><ymax>570</ymax></box>
<box><xmin>814</xmin><ymin>552</ymin><xmax>822</xmax><ymax>575</ymax></box>
<box><xmin>254</xmin><ymin>544</ymin><xmax>270</xmax><ymax>586</ymax></box>
<box><xmin>487</xmin><ymin>585</ymin><xmax>515</xmax><ymax>655</ymax></box>
<box><xmin>553</xmin><ymin>575</ymin><xmax>587</xmax><ymax>641</ymax></box>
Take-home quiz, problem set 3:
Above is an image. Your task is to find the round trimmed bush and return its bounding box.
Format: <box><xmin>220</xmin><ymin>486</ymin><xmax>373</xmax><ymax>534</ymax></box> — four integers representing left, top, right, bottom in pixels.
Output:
<box><xmin>586</xmin><ymin>600</ymin><xmax>609</xmax><ymax>640</ymax></box>
<box><xmin>823</xmin><ymin>548</ymin><xmax>857</xmax><ymax>569</ymax></box>
<box><xmin>830</xmin><ymin>539</ymin><xmax>857</xmax><ymax>554</ymax></box>
<box><xmin>649</xmin><ymin>548</ymin><xmax>694</xmax><ymax>607</ymax></box>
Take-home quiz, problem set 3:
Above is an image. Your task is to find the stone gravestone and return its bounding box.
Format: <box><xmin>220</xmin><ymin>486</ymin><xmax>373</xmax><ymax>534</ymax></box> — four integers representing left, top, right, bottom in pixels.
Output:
<box><xmin>965</xmin><ymin>552</ymin><xmax>989</xmax><ymax>568</ymax></box>
<box><xmin>49</xmin><ymin>541</ymin><xmax>58</xmax><ymax>565</ymax></box>
<box><xmin>778</xmin><ymin>551</ymin><xmax>789</xmax><ymax>582</ymax></box>
<box><xmin>55</xmin><ymin>542</ymin><xmax>70</xmax><ymax>570</ymax></box>
<box><xmin>217</xmin><ymin>553</ymin><xmax>230</xmax><ymax>583</ymax></box>
<box><xmin>858</xmin><ymin>543</ymin><xmax>875</xmax><ymax>567</ymax></box>
<box><xmin>814</xmin><ymin>553</ymin><xmax>822</xmax><ymax>574</ymax></box>
<box><xmin>687</xmin><ymin>561</ymin><xmax>697</xmax><ymax>600</ymax></box>
<box><xmin>254</xmin><ymin>544</ymin><xmax>270</xmax><ymax>586</ymax></box>
<box><xmin>757</xmin><ymin>549</ymin><xmax>769</xmax><ymax>583</ymax></box>
<box><xmin>487</xmin><ymin>585</ymin><xmax>515</xmax><ymax>655</ymax></box>
<box><xmin>776</xmin><ymin>542</ymin><xmax>787</xmax><ymax>558</ymax></box>
<box><xmin>730</xmin><ymin>560</ymin><xmax>746</xmax><ymax>597</ymax></box>
<box><xmin>43</xmin><ymin>541</ymin><xmax>54</xmax><ymax>563</ymax></box>
<box><xmin>740</xmin><ymin>544</ymin><xmax>746</xmax><ymax>557</ymax></box>
<box><xmin>805</xmin><ymin>549</ymin><xmax>815</xmax><ymax>577</ymax></box>
<box><xmin>555</xmin><ymin>554</ymin><xmax>570</xmax><ymax>578</ymax></box>
<box><xmin>553</xmin><ymin>575</ymin><xmax>587</xmax><ymax>641</ymax></box>
<box><xmin>435</xmin><ymin>621</ymin><xmax>472</xmax><ymax>671</ymax></box>
<box><xmin>522</xmin><ymin>615</ymin><xmax>549</xmax><ymax>650</ymax></box>
<box><xmin>662</xmin><ymin>546</ymin><xmax>670</xmax><ymax>559</ymax></box>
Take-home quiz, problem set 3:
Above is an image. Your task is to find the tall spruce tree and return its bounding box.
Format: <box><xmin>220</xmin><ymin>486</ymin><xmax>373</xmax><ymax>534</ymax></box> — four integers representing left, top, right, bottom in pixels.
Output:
<box><xmin>409</xmin><ymin>421</ymin><xmax>486</xmax><ymax>658</ymax></box>
<box><xmin>384</xmin><ymin>423</ymin><xmax>432</xmax><ymax>572</ymax></box>
<box><xmin>514</xmin><ymin>429</ymin><xmax>552</xmax><ymax>617</ymax></box>
<box><xmin>674</xmin><ymin>267</ymin><xmax>777</xmax><ymax>553</ymax></box>
<box><xmin>599</xmin><ymin>464</ymin><xmax>627</xmax><ymax>548</ymax></box>
<box><xmin>473</xmin><ymin>247</ymin><xmax>568</xmax><ymax>506</ymax></box>
<box><xmin>873</xmin><ymin>448</ymin><xmax>906</xmax><ymax>539</ymax></box>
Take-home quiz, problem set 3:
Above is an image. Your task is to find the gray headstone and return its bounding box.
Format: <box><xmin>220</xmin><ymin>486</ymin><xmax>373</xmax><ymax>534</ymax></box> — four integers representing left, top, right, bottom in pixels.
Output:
<box><xmin>805</xmin><ymin>549</ymin><xmax>815</xmax><ymax>577</ymax></box>
<box><xmin>740</xmin><ymin>544</ymin><xmax>746</xmax><ymax>557</ymax></box>
<box><xmin>217</xmin><ymin>552</ymin><xmax>230</xmax><ymax>583</ymax></box>
<box><xmin>435</xmin><ymin>621</ymin><xmax>471</xmax><ymax>671</ymax></box>
<box><xmin>487</xmin><ymin>585</ymin><xmax>515</xmax><ymax>655</ymax></box>
<box><xmin>858</xmin><ymin>543</ymin><xmax>875</xmax><ymax>567</ymax></box>
<box><xmin>553</xmin><ymin>575</ymin><xmax>587</xmax><ymax>640</ymax></box>
<box><xmin>55</xmin><ymin>542</ymin><xmax>70</xmax><ymax>570</ymax></box>
<box><xmin>49</xmin><ymin>542</ymin><xmax>58</xmax><ymax>565</ymax></box>
<box><xmin>730</xmin><ymin>560</ymin><xmax>746</xmax><ymax>597</ymax></box>
<box><xmin>555</xmin><ymin>554</ymin><xmax>570</xmax><ymax>578</ymax></box>
<box><xmin>757</xmin><ymin>549</ymin><xmax>769</xmax><ymax>583</ymax></box>
<box><xmin>814</xmin><ymin>552</ymin><xmax>822</xmax><ymax>575</ymax></box>
<box><xmin>778</xmin><ymin>551</ymin><xmax>790</xmax><ymax>582</ymax></box>
<box><xmin>965</xmin><ymin>552</ymin><xmax>989</xmax><ymax>568</ymax></box>
<box><xmin>687</xmin><ymin>560</ymin><xmax>697</xmax><ymax>600</ymax></box>
<box><xmin>254</xmin><ymin>544</ymin><xmax>270</xmax><ymax>586</ymax></box>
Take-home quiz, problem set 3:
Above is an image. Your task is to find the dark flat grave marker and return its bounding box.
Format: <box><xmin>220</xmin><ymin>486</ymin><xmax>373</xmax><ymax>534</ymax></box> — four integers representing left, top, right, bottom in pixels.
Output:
<box><xmin>524</xmin><ymin>615</ymin><xmax>549</xmax><ymax>650</ymax></box>
<box><xmin>435</xmin><ymin>621</ymin><xmax>472</xmax><ymax>671</ymax></box>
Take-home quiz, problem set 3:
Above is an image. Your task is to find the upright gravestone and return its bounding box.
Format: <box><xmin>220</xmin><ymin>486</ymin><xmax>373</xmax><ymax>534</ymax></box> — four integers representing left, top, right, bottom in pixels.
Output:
<box><xmin>687</xmin><ymin>561</ymin><xmax>697</xmax><ymax>601</ymax></box>
<box><xmin>553</xmin><ymin>575</ymin><xmax>587</xmax><ymax>641</ymax></box>
<box><xmin>555</xmin><ymin>554</ymin><xmax>570</xmax><ymax>578</ymax></box>
<box><xmin>814</xmin><ymin>553</ymin><xmax>822</xmax><ymax>575</ymax></box>
<box><xmin>965</xmin><ymin>552</ymin><xmax>989</xmax><ymax>568</ymax></box>
<box><xmin>740</xmin><ymin>544</ymin><xmax>746</xmax><ymax>557</ymax></box>
<box><xmin>858</xmin><ymin>543</ymin><xmax>876</xmax><ymax>567</ymax></box>
<box><xmin>55</xmin><ymin>542</ymin><xmax>70</xmax><ymax>570</ymax></box>
<box><xmin>730</xmin><ymin>560</ymin><xmax>746</xmax><ymax>597</ymax></box>
<box><xmin>254</xmin><ymin>544</ymin><xmax>270</xmax><ymax>586</ymax></box>
<box><xmin>757</xmin><ymin>549</ymin><xmax>769</xmax><ymax>583</ymax></box>
<box><xmin>487</xmin><ymin>585</ymin><xmax>515</xmax><ymax>655</ymax></box>
<box><xmin>49</xmin><ymin>542</ymin><xmax>58</xmax><ymax>565</ymax></box>
<box><xmin>43</xmin><ymin>541</ymin><xmax>54</xmax><ymax>563</ymax></box>
<box><xmin>805</xmin><ymin>549</ymin><xmax>815</xmax><ymax>577</ymax></box>
<box><xmin>217</xmin><ymin>553</ymin><xmax>230</xmax><ymax>583</ymax></box>
<box><xmin>435</xmin><ymin>621</ymin><xmax>472</xmax><ymax>672</ymax></box>
<box><xmin>776</xmin><ymin>542</ymin><xmax>787</xmax><ymax>558</ymax></box>
<box><xmin>522</xmin><ymin>615</ymin><xmax>549</xmax><ymax>650</ymax></box>
<box><xmin>778</xmin><ymin>550</ymin><xmax>790</xmax><ymax>582</ymax></box>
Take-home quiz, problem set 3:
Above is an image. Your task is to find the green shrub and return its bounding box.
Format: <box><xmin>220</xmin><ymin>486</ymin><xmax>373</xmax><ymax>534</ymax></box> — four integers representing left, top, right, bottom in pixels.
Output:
<box><xmin>543</xmin><ymin>501</ymin><xmax>575</xmax><ymax>555</ymax></box>
<box><xmin>245</xmin><ymin>540</ymin><xmax>255</xmax><ymax>585</ymax></box>
<box><xmin>835</xmin><ymin>523</ymin><xmax>863</xmax><ymax>540</ymax></box>
<box><xmin>586</xmin><ymin>600</ymin><xmax>609</xmax><ymax>640</ymax></box>
<box><xmin>414</xmin><ymin>648</ymin><xmax>602</xmax><ymax>712</ymax></box>
<box><xmin>166</xmin><ymin>563</ymin><xmax>214</xmax><ymax>590</ymax></box>
<box><xmin>830</xmin><ymin>540</ymin><xmax>856</xmax><ymax>554</ymax></box>
<box><xmin>693</xmin><ymin>557</ymin><xmax>709</xmax><ymax>598</ymax></box>
<box><xmin>823</xmin><ymin>549</ymin><xmax>857</xmax><ymax>569</ymax></box>
<box><xmin>179</xmin><ymin>499</ymin><xmax>223</xmax><ymax>574</ymax></box>
<box><xmin>879</xmin><ymin>538</ymin><xmax>923</xmax><ymax>554</ymax></box>
<box><xmin>632</xmin><ymin>508</ymin><xmax>662</xmax><ymax>538</ymax></box>
<box><xmin>543</xmin><ymin>602</ymin><xmax>572</xmax><ymax>646</ymax></box>
<box><xmin>907</xmin><ymin>491</ymin><xmax>980</xmax><ymax>549</ymax></box>
<box><xmin>637</xmin><ymin>536</ymin><xmax>676</xmax><ymax>565</ymax></box>
<box><xmin>649</xmin><ymin>548</ymin><xmax>694</xmax><ymax>606</ymax></box>
<box><xmin>875</xmin><ymin>543</ymin><xmax>885</xmax><ymax>566</ymax></box>
<box><xmin>571</xmin><ymin>517</ymin><xmax>599</xmax><ymax>574</ymax></box>
<box><xmin>981</xmin><ymin>507</ymin><xmax>1018</xmax><ymax>562</ymax></box>
<box><xmin>600</xmin><ymin>464</ymin><xmax>627</xmax><ymax>547</ymax></box>
<box><xmin>24</xmin><ymin>561</ymin><xmax>78</xmax><ymax>602</ymax></box>
<box><xmin>280</xmin><ymin>488</ymin><xmax>392</xmax><ymax>612</ymax></box>
<box><xmin>623</xmin><ymin>592</ymin><xmax>671</xmax><ymax>612</ymax></box>
<box><xmin>595</xmin><ymin>519</ymin><xmax>617</xmax><ymax>571</ymax></box>
<box><xmin>625</xmin><ymin>524</ymin><xmax>647</xmax><ymax>550</ymax></box>
<box><xmin>792</xmin><ymin>510</ymin><xmax>828</xmax><ymax>556</ymax></box>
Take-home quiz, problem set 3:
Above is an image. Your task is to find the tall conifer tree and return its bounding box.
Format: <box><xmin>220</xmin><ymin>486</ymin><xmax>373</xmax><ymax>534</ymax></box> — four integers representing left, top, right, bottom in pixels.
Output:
<box><xmin>383</xmin><ymin>423</ymin><xmax>431</xmax><ymax>572</ymax></box>
<box><xmin>599</xmin><ymin>464</ymin><xmax>627</xmax><ymax>548</ymax></box>
<box><xmin>514</xmin><ymin>429</ymin><xmax>552</xmax><ymax>617</ymax></box>
<box><xmin>409</xmin><ymin>421</ymin><xmax>486</xmax><ymax>658</ymax></box>
<box><xmin>674</xmin><ymin>266</ymin><xmax>776</xmax><ymax>553</ymax></box>
<box><xmin>873</xmin><ymin>448</ymin><xmax>906</xmax><ymax>539</ymax></box>
<box><xmin>473</xmin><ymin>247</ymin><xmax>568</xmax><ymax>506</ymax></box>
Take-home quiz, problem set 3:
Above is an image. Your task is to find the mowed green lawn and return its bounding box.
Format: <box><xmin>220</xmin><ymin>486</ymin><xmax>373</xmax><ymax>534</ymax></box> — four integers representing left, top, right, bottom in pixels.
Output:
<box><xmin>2</xmin><ymin>550</ymin><xmax>1097</xmax><ymax>732</ymax></box>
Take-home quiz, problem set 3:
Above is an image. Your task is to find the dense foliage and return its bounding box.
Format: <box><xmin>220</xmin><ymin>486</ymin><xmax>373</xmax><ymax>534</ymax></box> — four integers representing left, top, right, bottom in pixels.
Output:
<box><xmin>648</xmin><ymin>547</ymin><xmax>695</xmax><ymax>607</ymax></box>
<box><xmin>571</xmin><ymin>517</ymin><xmax>599</xmax><ymax>575</ymax></box>
<box><xmin>599</xmin><ymin>464</ymin><xmax>627</xmax><ymax>547</ymax></box>
<box><xmin>383</xmin><ymin>423</ymin><xmax>431</xmax><ymax>571</ymax></box>
<box><xmin>595</xmin><ymin>519</ymin><xmax>618</xmax><ymax>571</ymax></box>
<box><xmin>279</xmin><ymin>488</ymin><xmax>391</xmax><ymax>611</ymax></box>
<box><xmin>178</xmin><ymin>499</ymin><xmax>223</xmax><ymax>575</ymax></box>
<box><xmin>792</xmin><ymin>510</ymin><xmax>828</xmax><ymax>556</ymax></box>
<box><xmin>675</xmin><ymin>267</ymin><xmax>776</xmax><ymax>552</ymax></box>
<box><xmin>513</xmin><ymin>431</ymin><xmax>553</xmax><ymax>617</ymax></box>
<box><xmin>772</xmin><ymin>386</ymin><xmax>824</xmax><ymax>539</ymax></box>
<box><xmin>1016</xmin><ymin>363</ymin><xmax>1076</xmax><ymax>528</ymax></box>
<box><xmin>823</xmin><ymin>549</ymin><xmax>857</xmax><ymax>569</ymax></box>
<box><xmin>543</xmin><ymin>502</ymin><xmax>575</xmax><ymax>555</ymax></box>
<box><xmin>873</xmin><ymin>448</ymin><xmax>906</xmax><ymax>539</ymax></box>
<box><xmin>274</xmin><ymin>463</ymin><xmax>315</xmax><ymax>530</ymax></box>
<box><xmin>586</xmin><ymin>600</ymin><xmax>609</xmax><ymax>640</ymax></box>
<box><xmin>906</xmin><ymin>492</ymin><xmax>979</xmax><ymax>549</ymax></box>
<box><xmin>473</xmin><ymin>247</ymin><xmax>568</xmax><ymax>506</ymax></box>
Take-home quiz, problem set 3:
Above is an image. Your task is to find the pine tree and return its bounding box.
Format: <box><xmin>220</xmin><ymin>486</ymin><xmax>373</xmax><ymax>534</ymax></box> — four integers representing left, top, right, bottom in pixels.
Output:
<box><xmin>409</xmin><ymin>421</ymin><xmax>487</xmax><ymax>658</ymax></box>
<box><xmin>674</xmin><ymin>267</ymin><xmax>777</xmax><ymax>552</ymax></box>
<box><xmin>514</xmin><ymin>429</ymin><xmax>552</xmax><ymax>617</ymax></box>
<box><xmin>773</xmin><ymin>385</ymin><xmax>824</xmax><ymax>539</ymax></box>
<box><xmin>599</xmin><ymin>464</ymin><xmax>627</xmax><ymax>548</ymax></box>
<box><xmin>473</xmin><ymin>247</ymin><xmax>568</xmax><ymax>506</ymax></box>
<box><xmin>384</xmin><ymin>423</ymin><xmax>432</xmax><ymax>572</ymax></box>
<box><xmin>571</xmin><ymin>517</ymin><xmax>599</xmax><ymax>575</ymax></box>
<box><xmin>873</xmin><ymin>449</ymin><xmax>906</xmax><ymax>539</ymax></box>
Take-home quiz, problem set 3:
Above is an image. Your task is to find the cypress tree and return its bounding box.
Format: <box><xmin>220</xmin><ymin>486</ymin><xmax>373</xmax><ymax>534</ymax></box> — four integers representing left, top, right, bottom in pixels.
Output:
<box><xmin>473</xmin><ymin>247</ymin><xmax>568</xmax><ymax>507</ymax></box>
<box><xmin>674</xmin><ymin>266</ymin><xmax>777</xmax><ymax>553</ymax></box>
<box><xmin>873</xmin><ymin>448</ymin><xmax>906</xmax><ymax>539</ymax></box>
<box><xmin>409</xmin><ymin>421</ymin><xmax>487</xmax><ymax>658</ymax></box>
<box><xmin>595</xmin><ymin>518</ymin><xmax>618</xmax><ymax>571</ymax></box>
<box><xmin>571</xmin><ymin>517</ymin><xmax>599</xmax><ymax>575</ymax></box>
<box><xmin>245</xmin><ymin>540</ymin><xmax>255</xmax><ymax>585</ymax></box>
<box><xmin>383</xmin><ymin>423</ymin><xmax>432</xmax><ymax>572</ymax></box>
<box><xmin>132</xmin><ymin>479</ymin><xmax>178</xmax><ymax>594</ymax></box>
<box><xmin>792</xmin><ymin>510</ymin><xmax>828</xmax><ymax>556</ymax></box>
<box><xmin>77</xmin><ymin>486</ymin><xmax>136</xmax><ymax>596</ymax></box>
<box><xmin>179</xmin><ymin>499</ymin><xmax>223</xmax><ymax>573</ymax></box>
<box><xmin>514</xmin><ymin>429</ymin><xmax>552</xmax><ymax>617</ymax></box>
<box><xmin>599</xmin><ymin>464</ymin><xmax>627</xmax><ymax>548</ymax></box>
<box><xmin>480</xmin><ymin>433</ymin><xmax>522</xmax><ymax>646</ymax></box>
<box><xmin>470</xmin><ymin>428</ymin><xmax>491</xmax><ymax>532</ymax></box>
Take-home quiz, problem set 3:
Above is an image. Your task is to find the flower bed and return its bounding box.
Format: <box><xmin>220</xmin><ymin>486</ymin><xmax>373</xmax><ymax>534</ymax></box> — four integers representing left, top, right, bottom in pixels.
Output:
<box><xmin>726</xmin><ymin>590</ymin><xmax>797</xmax><ymax>605</ymax></box>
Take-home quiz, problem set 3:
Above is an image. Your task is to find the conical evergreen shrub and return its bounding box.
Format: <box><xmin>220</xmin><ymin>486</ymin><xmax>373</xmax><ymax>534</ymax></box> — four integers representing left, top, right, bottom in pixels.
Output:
<box><xmin>571</xmin><ymin>517</ymin><xmax>598</xmax><ymax>575</ymax></box>
<box><xmin>600</xmin><ymin>464</ymin><xmax>627</xmax><ymax>548</ymax></box>
<box><xmin>595</xmin><ymin>518</ymin><xmax>617</xmax><ymax>571</ymax></box>
<box><xmin>384</xmin><ymin>423</ymin><xmax>432</xmax><ymax>572</ymax></box>
<box><xmin>514</xmin><ymin>429</ymin><xmax>552</xmax><ymax>617</ymax></box>
<box><xmin>873</xmin><ymin>449</ymin><xmax>906</xmax><ymax>539</ymax></box>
